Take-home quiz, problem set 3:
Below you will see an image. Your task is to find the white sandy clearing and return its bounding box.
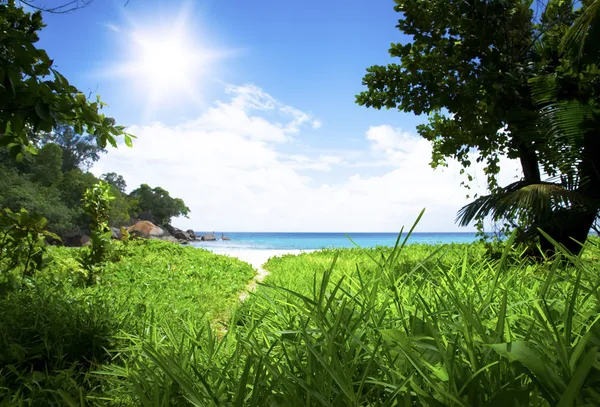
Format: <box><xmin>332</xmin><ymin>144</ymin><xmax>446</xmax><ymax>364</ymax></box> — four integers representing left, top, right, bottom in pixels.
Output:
<box><xmin>205</xmin><ymin>249</ymin><xmax>314</xmax><ymax>301</ymax></box>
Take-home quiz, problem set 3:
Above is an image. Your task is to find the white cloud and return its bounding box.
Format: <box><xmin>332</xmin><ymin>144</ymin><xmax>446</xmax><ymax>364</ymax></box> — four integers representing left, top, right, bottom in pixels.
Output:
<box><xmin>92</xmin><ymin>85</ymin><xmax>522</xmax><ymax>232</ymax></box>
<box><xmin>283</xmin><ymin>154</ymin><xmax>344</xmax><ymax>172</ymax></box>
<box><xmin>105</xmin><ymin>23</ymin><xmax>121</xmax><ymax>33</ymax></box>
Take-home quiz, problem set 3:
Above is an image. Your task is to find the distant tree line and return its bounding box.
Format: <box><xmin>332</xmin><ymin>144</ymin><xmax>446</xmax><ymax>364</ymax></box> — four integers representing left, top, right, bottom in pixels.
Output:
<box><xmin>0</xmin><ymin>125</ymin><xmax>189</xmax><ymax>241</ymax></box>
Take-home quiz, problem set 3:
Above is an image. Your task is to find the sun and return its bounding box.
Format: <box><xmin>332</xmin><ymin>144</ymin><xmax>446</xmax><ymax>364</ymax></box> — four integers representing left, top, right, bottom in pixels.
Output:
<box><xmin>130</xmin><ymin>30</ymin><xmax>204</xmax><ymax>93</ymax></box>
<box><xmin>105</xmin><ymin>8</ymin><xmax>228</xmax><ymax>117</ymax></box>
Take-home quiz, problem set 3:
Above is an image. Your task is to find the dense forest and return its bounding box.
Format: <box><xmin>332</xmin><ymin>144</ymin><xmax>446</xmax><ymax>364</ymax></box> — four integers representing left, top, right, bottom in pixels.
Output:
<box><xmin>0</xmin><ymin>124</ymin><xmax>190</xmax><ymax>243</ymax></box>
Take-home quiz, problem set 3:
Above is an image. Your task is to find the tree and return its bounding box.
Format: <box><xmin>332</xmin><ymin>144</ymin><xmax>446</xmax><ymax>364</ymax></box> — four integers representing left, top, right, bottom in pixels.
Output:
<box><xmin>456</xmin><ymin>0</ymin><xmax>600</xmax><ymax>254</ymax></box>
<box><xmin>0</xmin><ymin>0</ymin><xmax>132</xmax><ymax>161</ymax></box>
<box><xmin>357</xmin><ymin>0</ymin><xmax>599</xmax><ymax>254</ymax></box>
<box><xmin>39</xmin><ymin>125</ymin><xmax>105</xmax><ymax>171</ymax></box>
<box><xmin>129</xmin><ymin>184</ymin><xmax>190</xmax><ymax>225</ymax></box>
<box><xmin>101</xmin><ymin>172</ymin><xmax>127</xmax><ymax>193</ymax></box>
<box><xmin>29</xmin><ymin>143</ymin><xmax>63</xmax><ymax>186</ymax></box>
<box><xmin>0</xmin><ymin>164</ymin><xmax>76</xmax><ymax>236</ymax></box>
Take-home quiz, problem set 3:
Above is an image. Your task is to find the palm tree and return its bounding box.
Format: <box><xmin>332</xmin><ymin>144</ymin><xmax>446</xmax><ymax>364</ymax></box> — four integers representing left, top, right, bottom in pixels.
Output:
<box><xmin>457</xmin><ymin>0</ymin><xmax>600</xmax><ymax>255</ymax></box>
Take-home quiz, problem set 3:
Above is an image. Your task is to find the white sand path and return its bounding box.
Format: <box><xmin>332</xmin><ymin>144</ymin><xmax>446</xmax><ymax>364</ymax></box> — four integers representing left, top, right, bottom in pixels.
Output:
<box><xmin>204</xmin><ymin>249</ymin><xmax>313</xmax><ymax>301</ymax></box>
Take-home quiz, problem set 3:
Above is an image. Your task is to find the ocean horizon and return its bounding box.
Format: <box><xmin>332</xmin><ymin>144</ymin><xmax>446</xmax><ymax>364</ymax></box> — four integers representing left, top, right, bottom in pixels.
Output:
<box><xmin>189</xmin><ymin>232</ymin><xmax>483</xmax><ymax>251</ymax></box>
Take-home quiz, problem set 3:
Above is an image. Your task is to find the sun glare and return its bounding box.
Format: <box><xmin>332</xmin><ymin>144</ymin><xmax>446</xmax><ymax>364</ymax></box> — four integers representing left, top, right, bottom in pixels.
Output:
<box><xmin>105</xmin><ymin>7</ymin><xmax>228</xmax><ymax>117</ymax></box>
<box><xmin>132</xmin><ymin>32</ymin><xmax>201</xmax><ymax>91</ymax></box>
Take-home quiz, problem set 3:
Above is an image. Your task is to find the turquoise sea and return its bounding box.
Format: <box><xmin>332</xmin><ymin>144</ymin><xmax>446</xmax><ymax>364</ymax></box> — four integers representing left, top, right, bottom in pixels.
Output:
<box><xmin>190</xmin><ymin>232</ymin><xmax>481</xmax><ymax>251</ymax></box>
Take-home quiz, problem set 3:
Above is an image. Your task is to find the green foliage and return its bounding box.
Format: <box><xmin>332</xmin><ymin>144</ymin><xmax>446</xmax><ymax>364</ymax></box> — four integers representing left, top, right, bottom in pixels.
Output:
<box><xmin>3</xmin><ymin>222</ymin><xmax>600</xmax><ymax>405</ymax></box>
<box><xmin>356</xmin><ymin>0</ymin><xmax>541</xmax><ymax>188</ymax></box>
<box><xmin>0</xmin><ymin>1</ymin><xmax>132</xmax><ymax>160</ymax></box>
<box><xmin>78</xmin><ymin>181</ymin><xmax>114</xmax><ymax>284</ymax></box>
<box><xmin>130</xmin><ymin>183</ymin><xmax>190</xmax><ymax>225</ymax></box>
<box><xmin>30</xmin><ymin>142</ymin><xmax>63</xmax><ymax>186</ymax></box>
<box><xmin>39</xmin><ymin>124</ymin><xmax>106</xmax><ymax>172</ymax></box>
<box><xmin>102</xmin><ymin>171</ymin><xmax>127</xmax><ymax>193</ymax></box>
<box><xmin>0</xmin><ymin>239</ymin><xmax>255</xmax><ymax>405</ymax></box>
<box><xmin>0</xmin><ymin>208</ymin><xmax>59</xmax><ymax>290</ymax></box>
<box><xmin>99</xmin><ymin>234</ymin><xmax>600</xmax><ymax>406</ymax></box>
<box><xmin>356</xmin><ymin>0</ymin><xmax>600</xmax><ymax>252</ymax></box>
<box><xmin>0</xmin><ymin>164</ymin><xmax>77</xmax><ymax>236</ymax></box>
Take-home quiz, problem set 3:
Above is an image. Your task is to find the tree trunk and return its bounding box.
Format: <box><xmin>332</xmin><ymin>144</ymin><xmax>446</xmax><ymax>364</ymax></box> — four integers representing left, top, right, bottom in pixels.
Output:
<box><xmin>541</xmin><ymin>130</ymin><xmax>600</xmax><ymax>256</ymax></box>
<box><xmin>517</xmin><ymin>142</ymin><xmax>541</xmax><ymax>183</ymax></box>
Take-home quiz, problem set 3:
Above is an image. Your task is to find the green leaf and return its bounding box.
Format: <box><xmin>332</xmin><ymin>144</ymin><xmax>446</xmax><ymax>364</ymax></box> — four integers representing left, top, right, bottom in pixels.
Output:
<box><xmin>558</xmin><ymin>347</ymin><xmax>598</xmax><ymax>407</ymax></box>
<box><xmin>35</xmin><ymin>100</ymin><xmax>50</xmax><ymax>120</ymax></box>
<box><xmin>488</xmin><ymin>341</ymin><xmax>563</xmax><ymax>396</ymax></box>
<box><xmin>75</xmin><ymin>93</ymin><xmax>87</xmax><ymax>104</ymax></box>
<box><xmin>124</xmin><ymin>133</ymin><xmax>133</xmax><ymax>148</ymax></box>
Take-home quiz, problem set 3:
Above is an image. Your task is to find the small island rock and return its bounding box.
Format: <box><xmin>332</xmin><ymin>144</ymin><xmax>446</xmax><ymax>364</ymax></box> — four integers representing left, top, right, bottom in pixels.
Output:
<box><xmin>201</xmin><ymin>233</ymin><xmax>217</xmax><ymax>241</ymax></box>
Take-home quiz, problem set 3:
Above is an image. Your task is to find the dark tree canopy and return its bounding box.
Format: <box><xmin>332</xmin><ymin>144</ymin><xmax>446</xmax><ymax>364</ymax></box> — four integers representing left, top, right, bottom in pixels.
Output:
<box><xmin>39</xmin><ymin>125</ymin><xmax>106</xmax><ymax>171</ymax></box>
<box><xmin>130</xmin><ymin>184</ymin><xmax>190</xmax><ymax>226</ymax></box>
<box><xmin>0</xmin><ymin>0</ymin><xmax>132</xmax><ymax>160</ymax></box>
<box><xmin>101</xmin><ymin>172</ymin><xmax>127</xmax><ymax>194</ymax></box>
<box><xmin>357</xmin><ymin>0</ymin><xmax>600</xmax><ymax>254</ymax></box>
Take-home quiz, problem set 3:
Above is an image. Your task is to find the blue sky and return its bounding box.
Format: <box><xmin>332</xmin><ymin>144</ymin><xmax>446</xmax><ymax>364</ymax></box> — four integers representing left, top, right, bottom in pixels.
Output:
<box><xmin>36</xmin><ymin>0</ymin><xmax>521</xmax><ymax>232</ymax></box>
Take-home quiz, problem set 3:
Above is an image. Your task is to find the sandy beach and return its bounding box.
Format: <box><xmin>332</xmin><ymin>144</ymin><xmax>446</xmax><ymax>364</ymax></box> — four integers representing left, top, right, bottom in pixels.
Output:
<box><xmin>202</xmin><ymin>249</ymin><xmax>314</xmax><ymax>301</ymax></box>
<box><xmin>205</xmin><ymin>248</ymin><xmax>313</xmax><ymax>270</ymax></box>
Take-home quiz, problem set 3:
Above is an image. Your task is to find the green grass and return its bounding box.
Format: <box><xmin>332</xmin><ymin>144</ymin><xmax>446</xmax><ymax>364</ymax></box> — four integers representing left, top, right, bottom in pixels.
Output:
<box><xmin>104</xmin><ymin>236</ymin><xmax>600</xmax><ymax>406</ymax></box>
<box><xmin>2</xmin><ymin>235</ymin><xmax>600</xmax><ymax>406</ymax></box>
<box><xmin>0</xmin><ymin>239</ymin><xmax>254</xmax><ymax>405</ymax></box>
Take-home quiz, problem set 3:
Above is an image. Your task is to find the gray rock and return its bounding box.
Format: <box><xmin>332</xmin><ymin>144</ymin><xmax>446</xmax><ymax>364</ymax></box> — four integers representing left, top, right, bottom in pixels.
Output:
<box><xmin>186</xmin><ymin>229</ymin><xmax>197</xmax><ymax>239</ymax></box>
<box><xmin>201</xmin><ymin>233</ymin><xmax>217</xmax><ymax>241</ymax></box>
<box><xmin>110</xmin><ymin>227</ymin><xmax>123</xmax><ymax>240</ymax></box>
<box><xmin>63</xmin><ymin>233</ymin><xmax>91</xmax><ymax>247</ymax></box>
<box><xmin>157</xmin><ymin>235</ymin><xmax>178</xmax><ymax>243</ymax></box>
<box><xmin>163</xmin><ymin>224</ymin><xmax>192</xmax><ymax>240</ymax></box>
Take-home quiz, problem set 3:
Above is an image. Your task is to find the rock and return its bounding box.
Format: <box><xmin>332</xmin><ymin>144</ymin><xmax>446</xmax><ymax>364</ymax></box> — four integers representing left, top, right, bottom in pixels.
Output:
<box><xmin>221</xmin><ymin>235</ymin><xmax>231</xmax><ymax>241</ymax></box>
<box><xmin>80</xmin><ymin>235</ymin><xmax>91</xmax><ymax>247</ymax></box>
<box><xmin>178</xmin><ymin>239</ymin><xmax>190</xmax><ymax>245</ymax></box>
<box><xmin>186</xmin><ymin>229</ymin><xmax>197</xmax><ymax>239</ymax></box>
<box><xmin>128</xmin><ymin>221</ymin><xmax>171</xmax><ymax>239</ymax></box>
<box><xmin>110</xmin><ymin>227</ymin><xmax>123</xmax><ymax>240</ymax></box>
<box><xmin>201</xmin><ymin>233</ymin><xmax>217</xmax><ymax>241</ymax></box>
<box><xmin>63</xmin><ymin>233</ymin><xmax>91</xmax><ymax>247</ymax></box>
<box><xmin>173</xmin><ymin>230</ymin><xmax>189</xmax><ymax>240</ymax></box>
<box><xmin>163</xmin><ymin>224</ymin><xmax>192</xmax><ymax>240</ymax></box>
<box><xmin>160</xmin><ymin>235</ymin><xmax>179</xmax><ymax>243</ymax></box>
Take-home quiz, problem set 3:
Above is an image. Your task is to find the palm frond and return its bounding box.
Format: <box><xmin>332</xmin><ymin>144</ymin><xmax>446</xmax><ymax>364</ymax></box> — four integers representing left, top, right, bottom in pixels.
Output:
<box><xmin>530</xmin><ymin>74</ymin><xmax>558</xmax><ymax>106</ymax></box>
<box><xmin>542</xmin><ymin>100</ymin><xmax>594</xmax><ymax>144</ymax></box>
<box><xmin>560</xmin><ymin>0</ymin><xmax>600</xmax><ymax>64</ymax></box>
<box><xmin>456</xmin><ymin>181</ymin><xmax>594</xmax><ymax>227</ymax></box>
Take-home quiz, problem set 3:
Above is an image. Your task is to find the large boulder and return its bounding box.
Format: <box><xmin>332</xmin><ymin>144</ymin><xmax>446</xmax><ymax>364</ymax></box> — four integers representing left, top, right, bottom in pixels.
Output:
<box><xmin>186</xmin><ymin>229</ymin><xmax>197</xmax><ymax>240</ymax></box>
<box><xmin>163</xmin><ymin>224</ymin><xmax>190</xmax><ymax>241</ymax></box>
<box><xmin>201</xmin><ymin>233</ymin><xmax>217</xmax><ymax>241</ymax></box>
<box><xmin>172</xmin><ymin>229</ymin><xmax>189</xmax><ymax>240</ymax></box>
<box><xmin>128</xmin><ymin>221</ymin><xmax>171</xmax><ymax>240</ymax></box>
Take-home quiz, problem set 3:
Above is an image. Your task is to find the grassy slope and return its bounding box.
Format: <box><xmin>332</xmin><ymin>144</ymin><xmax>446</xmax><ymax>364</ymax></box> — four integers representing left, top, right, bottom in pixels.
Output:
<box><xmin>0</xmin><ymin>239</ymin><xmax>254</xmax><ymax>405</ymax></box>
<box><xmin>104</xmin><ymin>239</ymin><xmax>600</xmax><ymax>406</ymax></box>
<box><xmin>2</xmin><ymin>238</ymin><xmax>600</xmax><ymax>406</ymax></box>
